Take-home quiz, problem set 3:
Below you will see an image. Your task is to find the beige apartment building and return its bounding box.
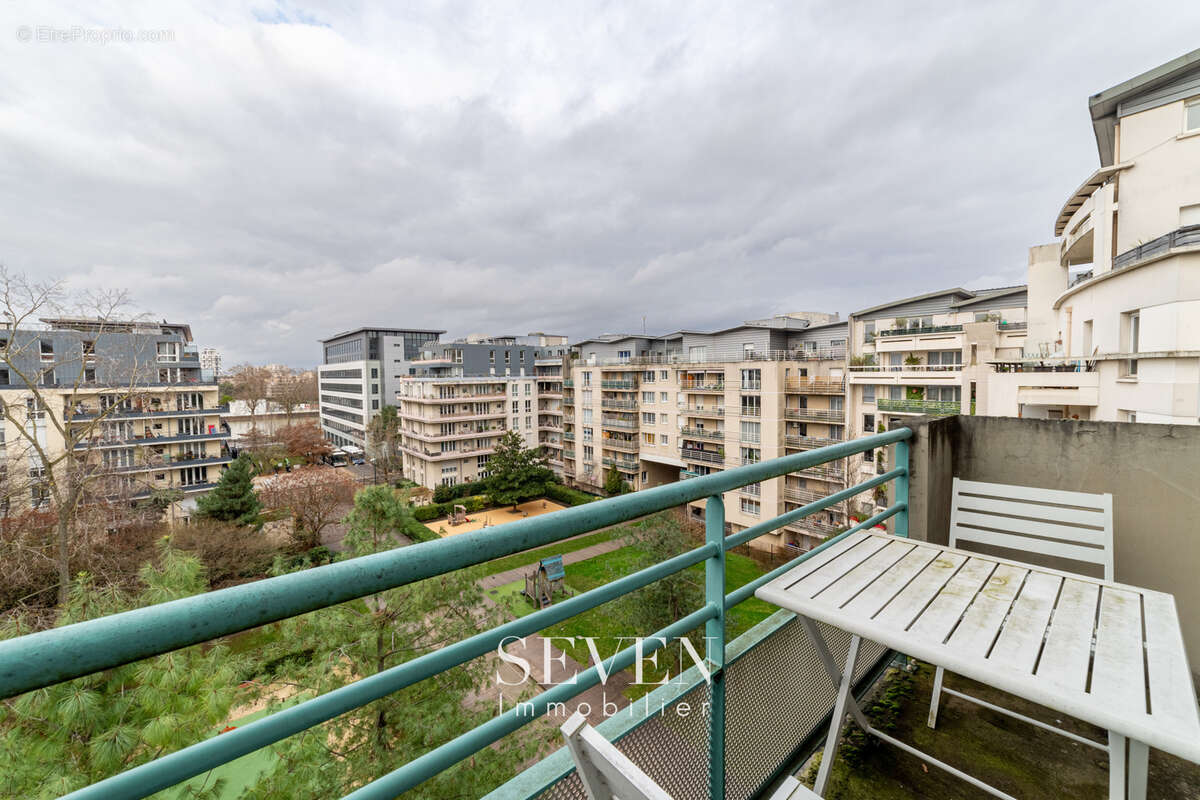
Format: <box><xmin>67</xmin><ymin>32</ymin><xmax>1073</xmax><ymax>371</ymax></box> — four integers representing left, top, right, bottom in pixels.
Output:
<box><xmin>988</xmin><ymin>48</ymin><xmax>1200</xmax><ymax>424</ymax></box>
<box><xmin>2</xmin><ymin>317</ymin><xmax>230</xmax><ymax>520</ymax></box>
<box><xmin>394</xmin><ymin>335</ymin><xmax>570</xmax><ymax>489</ymax></box>
<box><xmin>563</xmin><ymin>314</ymin><xmax>855</xmax><ymax>554</ymax></box>
<box><xmin>845</xmin><ymin>288</ymin><xmax>1028</xmax><ymax>486</ymax></box>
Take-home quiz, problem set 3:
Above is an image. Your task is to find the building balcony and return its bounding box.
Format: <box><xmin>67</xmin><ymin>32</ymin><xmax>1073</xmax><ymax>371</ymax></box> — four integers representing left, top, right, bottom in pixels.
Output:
<box><xmin>847</xmin><ymin>364</ymin><xmax>963</xmax><ymax>384</ymax></box>
<box><xmin>679</xmin><ymin>380</ymin><xmax>725</xmax><ymax>392</ymax></box>
<box><xmin>784</xmin><ymin>407</ymin><xmax>842</xmax><ymax>422</ymax></box>
<box><xmin>564</xmin><ymin>449</ymin><xmax>575</xmax><ymax>460</ymax></box>
<box><xmin>16</xmin><ymin>420</ymin><xmax>1200</xmax><ymax>800</ymax></box>
<box><xmin>739</xmin><ymin>484</ymin><xmax>761</xmax><ymax>497</ymax></box>
<box><xmin>876</xmin><ymin>398</ymin><xmax>961</xmax><ymax>416</ymax></box>
<box><xmin>796</xmin><ymin>463</ymin><xmax>845</xmax><ymax>481</ymax></box>
<box><xmin>563</xmin><ymin>379</ymin><xmax>574</xmax><ymax>388</ymax></box>
<box><xmin>600</xmin><ymin>399</ymin><xmax>637</xmax><ymax>411</ymax></box>
<box><xmin>877</xmin><ymin>324</ymin><xmax>963</xmax><ymax>338</ymax></box>
<box><xmin>563</xmin><ymin>432</ymin><xmax>575</xmax><ymax>441</ymax></box>
<box><xmin>783</xmin><ymin>486</ymin><xmax>829</xmax><ymax>504</ymax></box>
<box><xmin>400</xmin><ymin>392</ymin><xmax>507</xmax><ymax>404</ymax></box>
<box><xmin>679</xmin><ymin>427</ymin><xmax>724</xmax><ymax>441</ymax></box>
<box><xmin>678</xmin><ymin>405</ymin><xmax>724</xmax><ymax>418</ymax></box>
<box><xmin>408</xmin><ymin>408</ymin><xmax>506</xmax><ymax>422</ymax></box>
<box><xmin>73</xmin><ymin>431</ymin><xmax>230</xmax><ymax>451</ymax></box>
<box><xmin>403</xmin><ymin>426</ymin><xmax>506</xmax><ymax>443</ymax></box>
<box><xmin>601</xmin><ymin>456</ymin><xmax>639</xmax><ymax>472</ymax></box>
<box><xmin>600</xmin><ymin>380</ymin><xmax>636</xmax><ymax>390</ymax></box>
<box><xmin>399</xmin><ymin>442</ymin><xmax>496</xmax><ymax>460</ymax></box>
<box><xmin>108</xmin><ymin>454</ymin><xmax>234</xmax><ymax>475</ymax></box>
<box><xmin>784</xmin><ymin>377</ymin><xmax>846</xmax><ymax>394</ymax></box>
<box><xmin>601</xmin><ymin>438</ymin><xmax>639</xmax><ymax>453</ymax></box>
<box><xmin>600</xmin><ymin>416</ymin><xmax>637</xmax><ymax>430</ymax></box>
<box><xmin>739</xmin><ymin>380</ymin><xmax>762</xmax><ymax>391</ymax></box>
<box><xmin>680</xmin><ymin>448</ymin><xmax>724</xmax><ymax>465</ymax></box>
<box><xmin>785</xmin><ymin>434</ymin><xmax>843</xmax><ymax>449</ymax></box>
<box><xmin>737</xmin><ymin>407</ymin><xmax>761</xmax><ymax>417</ymax></box>
<box><xmin>67</xmin><ymin>403</ymin><xmax>229</xmax><ymax>422</ymax></box>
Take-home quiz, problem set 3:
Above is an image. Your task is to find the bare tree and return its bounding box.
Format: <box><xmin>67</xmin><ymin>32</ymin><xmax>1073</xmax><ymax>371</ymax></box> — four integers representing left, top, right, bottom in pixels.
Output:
<box><xmin>366</xmin><ymin>404</ymin><xmax>400</xmax><ymax>485</ymax></box>
<box><xmin>277</xmin><ymin>421</ymin><xmax>331</xmax><ymax>463</ymax></box>
<box><xmin>228</xmin><ymin>364</ymin><xmax>272</xmax><ymax>430</ymax></box>
<box><xmin>270</xmin><ymin>369</ymin><xmax>317</xmax><ymax>426</ymax></box>
<box><xmin>258</xmin><ymin>466</ymin><xmax>356</xmax><ymax>550</ymax></box>
<box><xmin>0</xmin><ymin>268</ymin><xmax>160</xmax><ymax>604</ymax></box>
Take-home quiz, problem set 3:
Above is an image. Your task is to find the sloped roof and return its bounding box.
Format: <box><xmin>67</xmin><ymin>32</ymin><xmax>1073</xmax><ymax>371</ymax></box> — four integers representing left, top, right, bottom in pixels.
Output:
<box><xmin>1089</xmin><ymin>47</ymin><xmax>1200</xmax><ymax>166</ymax></box>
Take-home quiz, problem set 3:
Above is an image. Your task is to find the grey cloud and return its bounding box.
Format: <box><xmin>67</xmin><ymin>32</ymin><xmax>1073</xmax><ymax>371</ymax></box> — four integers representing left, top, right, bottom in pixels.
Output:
<box><xmin>2</xmin><ymin>1</ymin><xmax>1199</xmax><ymax>365</ymax></box>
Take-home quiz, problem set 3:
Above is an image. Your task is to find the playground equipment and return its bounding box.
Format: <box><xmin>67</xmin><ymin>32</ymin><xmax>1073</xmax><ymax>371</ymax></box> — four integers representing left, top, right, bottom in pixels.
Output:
<box><xmin>448</xmin><ymin>504</ymin><xmax>468</xmax><ymax>526</ymax></box>
<box><xmin>522</xmin><ymin>555</ymin><xmax>567</xmax><ymax>609</ymax></box>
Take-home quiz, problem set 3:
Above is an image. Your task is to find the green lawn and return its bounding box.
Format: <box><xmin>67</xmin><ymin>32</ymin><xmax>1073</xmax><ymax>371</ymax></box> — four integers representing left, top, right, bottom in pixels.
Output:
<box><xmin>493</xmin><ymin>541</ymin><xmax>775</xmax><ymax>699</ymax></box>
<box><xmin>471</xmin><ymin>528</ymin><xmax>621</xmax><ymax>578</ymax></box>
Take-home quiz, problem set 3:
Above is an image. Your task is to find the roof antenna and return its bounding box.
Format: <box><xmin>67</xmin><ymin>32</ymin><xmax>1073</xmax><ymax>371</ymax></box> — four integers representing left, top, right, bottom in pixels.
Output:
<box><xmin>642</xmin><ymin>316</ymin><xmax>646</xmax><ymax>335</ymax></box>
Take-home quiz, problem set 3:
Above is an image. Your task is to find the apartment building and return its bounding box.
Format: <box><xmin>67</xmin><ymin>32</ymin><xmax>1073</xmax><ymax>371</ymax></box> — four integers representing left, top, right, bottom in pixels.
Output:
<box><xmin>563</xmin><ymin>314</ymin><xmax>853</xmax><ymax>553</ymax></box>
<box><xmin>395</xmin><ymin>336</ymin><xmax>570</xmax><ymax>489</ymax></box>
<box><xmin>318</xmin><ymin>327</ymin><xmax>443</xmax><ymax>449</ymax></box>
<box><xmin>1</xmin><ymin>317</ymin><xmax>230</xmax><ymax>520</ymax></box>
<box><xmin>199</xmin><ymin>346</ymin><xmax>221</xmax><ymax>379</ymax></box>
<box><xmin>988</xmin><ymin>49</ymin><xmax>1200</xmax><ymax>424</ymax></box>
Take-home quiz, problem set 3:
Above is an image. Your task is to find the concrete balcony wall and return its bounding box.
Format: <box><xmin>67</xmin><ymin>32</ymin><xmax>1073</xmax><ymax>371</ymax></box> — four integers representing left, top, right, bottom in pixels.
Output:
<box><xmin>901</xmin><ymin>415</ymin><xmax>1200</xmax><ymax>670</ymax></box>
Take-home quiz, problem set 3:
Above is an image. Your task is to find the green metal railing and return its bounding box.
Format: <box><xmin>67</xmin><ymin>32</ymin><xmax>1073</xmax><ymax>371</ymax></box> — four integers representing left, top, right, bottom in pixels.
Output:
<box><xmin>0</xmin><ymin>429</ymin><xmax>913</xmax><ymax>800</ymax></box>
<box><xmin>877</xmin><ymin>398</ymin><xmax>960</xmax><ymax>415</ymax></box>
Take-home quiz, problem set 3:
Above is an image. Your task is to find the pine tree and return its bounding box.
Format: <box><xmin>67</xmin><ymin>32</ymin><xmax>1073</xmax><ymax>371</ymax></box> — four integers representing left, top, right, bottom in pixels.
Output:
<box><xmin>485</xmin><ymin>430</ymin><xmax>551</xmax><ymax>509</ymax></box>
<box><xmin>242</xmin><ymin>485</ymin><xmax>540</xmax><ymax>799</ymax></box>
<box><xmin>196</xmin><ymin>453</ymin><xmax>261</xmax><ymax>525</ymax></box>
<box><xmin>0</xmin><ymin>548</ymin><xmax>247</xmax><ymax>799</ymax></box>
<box><xmin>604</xmin><ymin>464</ymin><xmax>627</xmax><ymax>496</ymax></box>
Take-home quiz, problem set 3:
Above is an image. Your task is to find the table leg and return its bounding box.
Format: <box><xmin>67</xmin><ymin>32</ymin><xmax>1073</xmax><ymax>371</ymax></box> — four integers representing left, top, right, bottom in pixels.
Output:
<box><xmin>1108</xmin><ymin>732</ymin><xmax>1126</xmax><ymax>800</ymax></box>
<box><xmin>812</xmin><ymin>633</ymin><xmax>862</xmax><ymax>797</ymax></box>
<box><xmin>1127</xmin><ymin>740</ymin><xmax>1148</xmax><ymax>800</ymax></box>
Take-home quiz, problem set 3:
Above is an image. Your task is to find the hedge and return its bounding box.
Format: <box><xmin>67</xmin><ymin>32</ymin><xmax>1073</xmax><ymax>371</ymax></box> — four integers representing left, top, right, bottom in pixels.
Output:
<box><xmin>412</xmin><ymin>494</ymin><xmax>491</xmax><ymax>522</ymax></box>
<box><xmin>544</xmin><ymin>483</ymin><xmax>599</xmax><ymax>507</ymax></box>
<box><xmin>401</xmin><ymin>518</ymin><xmax>440</xmax><ymax>543</ymax></box>
<box><xmin>432</xmin><ymin>481</ymin><xmax>488</xmax><ymax>503</ymax></box>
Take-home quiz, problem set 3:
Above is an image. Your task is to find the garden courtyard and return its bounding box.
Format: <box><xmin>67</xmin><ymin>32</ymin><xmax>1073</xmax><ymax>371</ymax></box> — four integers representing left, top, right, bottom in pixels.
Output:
<box><xmin>427</xmin><ymin>498</ymin><xmax>570</xmax><ymax>536</ymax></box>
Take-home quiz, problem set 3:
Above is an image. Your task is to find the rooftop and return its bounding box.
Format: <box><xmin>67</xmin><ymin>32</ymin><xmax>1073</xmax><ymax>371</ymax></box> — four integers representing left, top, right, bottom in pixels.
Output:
<box><xmin>1089</xmin><ymin>47</ymin><xmax>1200</xmax><ymax>166</ymax></box>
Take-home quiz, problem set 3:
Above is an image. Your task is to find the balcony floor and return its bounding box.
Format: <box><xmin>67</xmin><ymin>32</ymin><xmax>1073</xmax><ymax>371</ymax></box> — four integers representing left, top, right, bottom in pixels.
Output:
<box><xmin>801</xmin><ymin>661</ymin><xmax>1200</xmax><ymax>799</ymax></box>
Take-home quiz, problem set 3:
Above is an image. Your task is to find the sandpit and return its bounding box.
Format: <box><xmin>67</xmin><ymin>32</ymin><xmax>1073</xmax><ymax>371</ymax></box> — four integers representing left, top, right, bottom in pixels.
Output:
<box><xmin>432</xmin><ymin>499</ymin><xmax>568</xmax><ymax>537</ymax></box>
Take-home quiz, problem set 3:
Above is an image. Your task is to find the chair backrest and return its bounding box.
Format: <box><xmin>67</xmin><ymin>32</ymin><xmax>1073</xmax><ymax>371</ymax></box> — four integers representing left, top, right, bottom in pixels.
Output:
<box><xmin>561</xmin><ymin>712</ymin><xmax>672</xmax><ymax>800</ymax></box>
<box><xmin>949</xmin><ymin>478</ymin><xmax>1114</xmax><ymax>581</ymax></box>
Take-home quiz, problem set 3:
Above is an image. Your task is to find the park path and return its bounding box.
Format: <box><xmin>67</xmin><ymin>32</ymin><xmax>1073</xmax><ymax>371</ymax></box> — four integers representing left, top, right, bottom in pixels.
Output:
<box><xmin>478</xmin><ymin>538</ymin><xmax>625</xmax><ymax>591</ymax></box>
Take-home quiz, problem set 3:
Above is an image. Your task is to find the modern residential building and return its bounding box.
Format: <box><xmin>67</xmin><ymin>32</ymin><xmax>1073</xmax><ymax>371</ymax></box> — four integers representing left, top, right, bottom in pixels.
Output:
<box><xmin>394</xmin><ymin>335</ymin><xmax>570</xmax><ymax>488</ymax></box>
<box><xmin>988</xmin><ymin>48</ymin><xmax>1200</xmax><ymax>424</ymax></box>
<box><xmin>223</xmin><ymin>400</ymin><xmax>319</xmax><ymax>446</ymax></box>
<box><xmin>199</xmin><ymin>346</ymin><xmax>221</xmax><ymax>379</ymax></box>
<box><xmin>318</xmin><ymin>327</ymin><xmax>443</xmax><ymax>449</ymax></box>
<box><xmin>563</xmin><ymin>313</ymin><xmax>853</xmax><ymax>554</ymax></box>
<box><xmin>1</xmin><ymin>316</ymin><xmax>231</xmax><ymax>520</ymax></box>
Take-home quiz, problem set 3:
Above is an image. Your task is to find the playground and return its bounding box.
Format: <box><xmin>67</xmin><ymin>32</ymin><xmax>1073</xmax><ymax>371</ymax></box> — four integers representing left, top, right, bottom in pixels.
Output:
<box><xmin>431</xmin><ymin>498</ymin><xmax>569</xmax><ymax>537</ymax></box>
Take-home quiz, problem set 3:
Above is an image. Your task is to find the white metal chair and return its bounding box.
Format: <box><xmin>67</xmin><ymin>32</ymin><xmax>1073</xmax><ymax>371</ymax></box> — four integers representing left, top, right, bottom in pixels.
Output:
<box><xmin>927</xmin><ymin>477</ymin><xmax>1114</xmax><ymax>732</ymax></box>
<box><xmin>562</xmin><ymin>712</ymin><xmax>822</xmax><ymax>799</ymax></box>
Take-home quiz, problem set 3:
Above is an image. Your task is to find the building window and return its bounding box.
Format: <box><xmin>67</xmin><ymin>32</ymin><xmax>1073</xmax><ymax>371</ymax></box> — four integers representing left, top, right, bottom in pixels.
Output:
<box><xmin>660</xmin><ymin>370</ymin><xmax>669</xmax><ymax>380</ymax></box>
<box><xmin>1187</xmin><ymin>97</ymin><xmax>1200</xmax><ymax>132</ymax></box>
<box><xmin>39</xmin><ymin>340</ymin><xmax>54</xmax><ymax>362</ymax></box>
<box><xmin>659</xmin><ymin>433</ymin><xmax>669</xmax><ymax>445</ymax></box>
<box><xmin>583</xmin><ymin>427</ymin><xmax>593</xmax><ymax>441</ymax></box>
<box><xmin>740</xmin><ymin>447</ymin><xmax>760</xmax><ymax>465</ymax></box>
<box><xmin>863</xmin><ymin>321</ymin><xmax>875</xmax><ymax>343</ymax></box>
<box><xmin>862</xmin><ymin>384</ymin><xmax>875</xmax><ymax>404</ymax></box>
<box><xmin>660</xmin><ymin>392</ymin><xmax>668</xmax><ymax>402</ymax></box>
<box><xmin>643</xmin><ymin>371</ymin><xmax>655</xmax><ymax>382</ymax></box>
<box><xmin>512</xmin><ymin>401</ymin><xmax>519</xmax><ymax>413</ymax></box>
<box><xmin>1124</xmin><ymin>310</ymin><xmax>1140</xmax><ymax>376</ymax></box>
<box><xmin>642</xmin><ymin>391</ymin><xmax>655</xmax><ymax>403</ymax></box>
<box><xmin>740</xmin><ymin>420</ymin><xmax>760</xmax><ymax>443</ymax></box>
<box><xmin>642</xmin><ymin>412</ymin><xmax>656</xmax><ymax>424</ymax></box>
<box><xmin>525</xmin><ymin>383</ymin><xmax>531</xmax><ymax>395</ymax></box>
<box><xmin>740</xmin><ymin>498</ymin><xmax>761</xmax><ymax>516</ymax></box>
<box><xmin>617</xmin><ymin>350</ymin><xmax>631</xmax><ymax>361</ymax></box>
<box><xmin>643</xmin><ymin>432</ymin><xmax>656</xmax><ymax>445</ymax></box>
<box><xmin>370</xmin><ymin>367</ymin><xmax>378</xmax><ymax>378</ymax></box>
<box><xmin>525</xmin><ymin>416</ymin><xmax>532</xmax><ymax>429</ymax></box>
<box><xmin>689</xmin><ymin>346</ymin><xmax>706</xmax><ymax>362</ymax></box>
<box><xmin>372</xmin><ymin>399</ymin><xmax>380</xmax><ymax>410</ymax></box>
<box><xmin>740</xmin><ymin>368</ymin><xmax>761</xmax><ymax>389</ymax></box>
<box><xmin>489</xmin><ymin>350</ymin><xmax>495</xmax><ymax>364</ymax></box>
<box><xmin>582</xmin><ymin>372</ymin><xmax>591</xmax><ymax>386</ymax></box>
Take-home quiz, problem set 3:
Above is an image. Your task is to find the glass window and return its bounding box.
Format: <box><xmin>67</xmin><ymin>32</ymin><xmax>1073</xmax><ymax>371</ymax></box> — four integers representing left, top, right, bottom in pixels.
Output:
<box><xmin>642</xmin><ymin>391</ymin><xmax>655</xmax><ymax>403</ymax></box>
<box><xmin>659</xmin><ymin>434</ymin><xmax>669</xmax><ymax>445</ymax></box>
<box><xmin>642</xmin><ymin>412</ymin><xmax>656</xmax><ymax>424</ymax></box>
<box><xmin>1187</xmin><ymin>98</ymin><xmax>1200</xmax><ymax>132</ymax></box>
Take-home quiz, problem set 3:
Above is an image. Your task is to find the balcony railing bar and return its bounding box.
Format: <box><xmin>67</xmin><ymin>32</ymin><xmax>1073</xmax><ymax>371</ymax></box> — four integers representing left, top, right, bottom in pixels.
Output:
<box><xmin>0</xmin><ymin>429</ymin><xmax>913</xmax><ymax>800</ymax></box>
<box><xmin>876</xmin><ymin>324</ymin><xmax>964</xmax><ymax>337</ymax></box>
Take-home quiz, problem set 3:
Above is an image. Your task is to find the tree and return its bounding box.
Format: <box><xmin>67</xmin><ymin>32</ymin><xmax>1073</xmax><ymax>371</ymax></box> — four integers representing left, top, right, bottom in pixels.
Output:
<box><xmin>228</xmin><ymin>364</ymin><xmax>273</xmax><ymax>429</ymax></box>
<box><xmin>276</xmin><ymin>421</ymin><xmax>331</xmax><ymax>463</ymax></box>
<box><xmin>0</xmin><ymin>547</ymin><xmax>247</xmax><ymax>799</ymax></box>
<box><xmin>242</xmin><ymin>486</ymin><xmax>533</xmax><ymax>799</ymax></box>
<box><xmin>604</xmin><ymin>464</ymin><xmax>626</xmax><ymax>496</ymax></box>
<box><xmin>366</xmin><ymin>405</ymin><xmax>401</xmax><ymax>484</ymax></box>
<box><xmin>258</xmin><ymin>466</ymin><xmax>356</xmax><ymax>550</ymax></box>
<box><xmin>195</xmin><ymin>454</ymin><xmax>260</xmax><ymax>525</ymax></box>
<box><xmin>0</xmin><ymin>268</ymin><xmax>163</xmax><ymax>604</ymax></box>
<box><xmin>270</xmin><ymin>370</ymin><xmax>317</xmax><ymax>425</ymax></box>
<box><xmin>615</xmin><ymin>512</ymin><xmax>704</xmax><ymax>673</ymax></box>
<box><xmin>484</xmin><ymin>430</ymin><xmax>550</xmax><ymax>509</ymax></box>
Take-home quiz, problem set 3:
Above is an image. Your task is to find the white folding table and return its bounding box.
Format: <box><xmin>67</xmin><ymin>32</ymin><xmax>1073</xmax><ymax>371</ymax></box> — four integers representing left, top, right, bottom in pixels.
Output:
<box><xmin>755</xmin><ymin>530</ymin><xmax>1200</xmax><ymax>800</ymax></box>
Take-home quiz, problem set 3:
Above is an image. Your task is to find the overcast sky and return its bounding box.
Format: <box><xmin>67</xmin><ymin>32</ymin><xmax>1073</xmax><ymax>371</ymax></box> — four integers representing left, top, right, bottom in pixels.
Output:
<box><xmin>2</xmin><ymin>2</ymin><xmax>1198</xmax><ymax>366</ymax></box>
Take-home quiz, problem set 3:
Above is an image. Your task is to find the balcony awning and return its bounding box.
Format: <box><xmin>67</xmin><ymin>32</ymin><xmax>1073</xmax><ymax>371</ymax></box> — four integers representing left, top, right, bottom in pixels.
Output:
<box><xmin>1054</xmin><ymin>163</ymin><xmax>1131</xmax><ymax>237</ymax></box>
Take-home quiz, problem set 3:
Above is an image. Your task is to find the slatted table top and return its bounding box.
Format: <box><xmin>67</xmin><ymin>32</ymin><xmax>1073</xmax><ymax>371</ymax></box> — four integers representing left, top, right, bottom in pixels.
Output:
<box><xmin>756</xmin><ymin>531</ymin><xmax>1200</xmax><ymax>764</ymax></box>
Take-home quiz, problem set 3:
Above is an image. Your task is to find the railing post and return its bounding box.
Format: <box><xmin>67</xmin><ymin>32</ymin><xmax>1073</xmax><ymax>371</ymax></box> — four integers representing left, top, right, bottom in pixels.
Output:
<box><xmin>894</xmin><ymin>439</ymin><xmax>910</xmax><ymax>538</ymax></box>
<box><xmin>705</xmin><ymin>494</ymin><xmax>726</xmax><ymax>800</ymax></box>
